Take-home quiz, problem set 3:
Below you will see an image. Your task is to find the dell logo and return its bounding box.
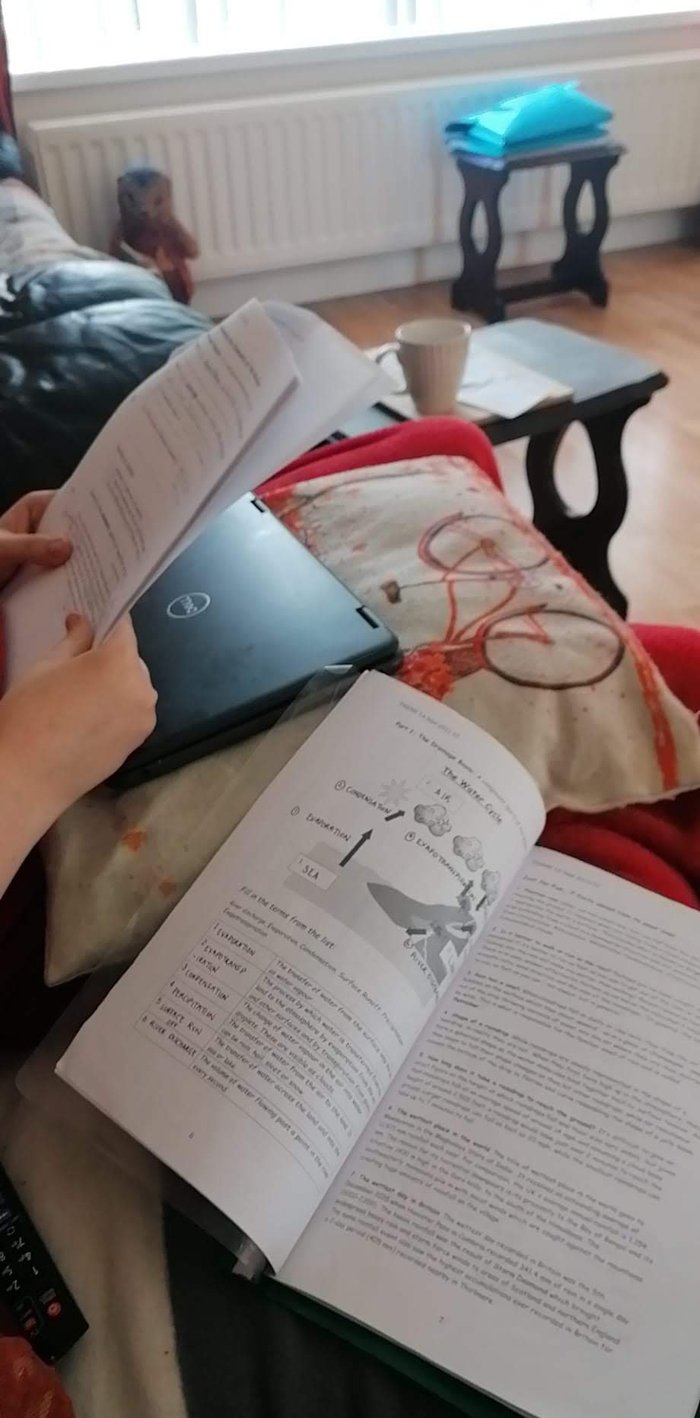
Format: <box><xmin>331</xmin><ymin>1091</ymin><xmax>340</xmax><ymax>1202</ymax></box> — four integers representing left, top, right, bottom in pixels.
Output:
<box><xmin>167</xmin><ymin>592</ymin><xmax>211</xmax><ymax>620</ymax></box>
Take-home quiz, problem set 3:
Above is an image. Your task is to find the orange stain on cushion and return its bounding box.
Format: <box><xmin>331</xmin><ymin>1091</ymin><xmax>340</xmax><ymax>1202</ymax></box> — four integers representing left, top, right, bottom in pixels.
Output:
<box><xmin>121</xmin><ymin>828</ymin><xmax>147</xmax><ymax>853</ymax></box>
<box><xmin>158</xmin><ymin>878</ymin><xmax>177</xmax><ymax>898</ymax></box>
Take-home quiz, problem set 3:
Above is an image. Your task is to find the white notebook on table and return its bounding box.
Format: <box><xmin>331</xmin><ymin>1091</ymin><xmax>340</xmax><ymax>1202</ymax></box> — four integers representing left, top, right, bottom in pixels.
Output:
<box><xmin>373</xmin><ymin>343</ymin><xmax>573</xmax><ymax>423</ymax></box>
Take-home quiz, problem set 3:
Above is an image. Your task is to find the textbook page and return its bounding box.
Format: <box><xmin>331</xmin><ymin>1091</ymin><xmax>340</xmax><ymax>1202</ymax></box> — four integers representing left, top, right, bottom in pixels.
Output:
<box><xmin>57</xmin><ymin>672</ymin><xmax>543</xmax><ymax>1271</ymax></box>
<box><xmin>281</xmin><ymin>850</ymin><xmax>700</xmax><ymax>1418</ymax></box>
<box><xmin>2</xmin><ymin>298</ymin><xmax>297</xmax><ymax>682</ymax></box>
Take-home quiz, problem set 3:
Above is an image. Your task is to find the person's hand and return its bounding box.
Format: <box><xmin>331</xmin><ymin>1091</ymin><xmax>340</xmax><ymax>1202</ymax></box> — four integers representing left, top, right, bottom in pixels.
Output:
<box><xmin>0</xmin><ymin>491</ymin><xmax>71</xmax><ymax>589</ymax></box>
<box><xmin>0</xmin><ymin>614</ymin><xmax>157</xmax><ymax>847</ymax></box>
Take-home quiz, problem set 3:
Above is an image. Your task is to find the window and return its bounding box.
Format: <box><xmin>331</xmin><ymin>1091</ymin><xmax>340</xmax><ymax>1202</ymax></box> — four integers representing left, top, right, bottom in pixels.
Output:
<box><xmin>3</xmin><ymin>0</ymin><xmax>696</xmax><ymax>76</ymax></box>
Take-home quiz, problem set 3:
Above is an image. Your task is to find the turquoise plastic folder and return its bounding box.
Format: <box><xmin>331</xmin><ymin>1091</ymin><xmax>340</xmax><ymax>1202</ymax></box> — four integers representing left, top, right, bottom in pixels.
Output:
<box><xmin>444</xmin><ymin>83</ymin><xmax>612</xmax><ymax>158</ymax></box>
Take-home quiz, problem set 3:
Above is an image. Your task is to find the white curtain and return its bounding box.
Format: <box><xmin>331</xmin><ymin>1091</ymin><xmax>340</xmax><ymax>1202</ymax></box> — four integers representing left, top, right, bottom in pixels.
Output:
<box><xmin>2</xmin><ymin>0</ymin><xmax>688</xmax><ymax>74</ymax></box>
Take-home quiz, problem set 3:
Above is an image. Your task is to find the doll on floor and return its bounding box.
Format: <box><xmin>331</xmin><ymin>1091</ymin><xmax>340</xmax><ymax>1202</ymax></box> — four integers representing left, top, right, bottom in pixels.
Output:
<box><xmin>110</xmin><ymin>165</ymin><xmax>199</xmax><ymax>305</ymax></box>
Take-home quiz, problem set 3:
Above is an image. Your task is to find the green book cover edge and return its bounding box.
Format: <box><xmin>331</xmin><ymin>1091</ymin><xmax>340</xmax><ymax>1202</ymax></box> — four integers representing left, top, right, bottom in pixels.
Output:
<box><xmin>265</xmin><ymin>1278</ymin><xmax>513</xmax><ymax>1418</ymax></box>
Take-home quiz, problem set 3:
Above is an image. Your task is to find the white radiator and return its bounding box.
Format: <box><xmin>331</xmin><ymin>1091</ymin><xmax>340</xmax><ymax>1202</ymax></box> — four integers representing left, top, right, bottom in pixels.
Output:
<box><xmin>28</xmin><ymin>52</ymin><xmax>700</xmax><ymax>288</ymax></box>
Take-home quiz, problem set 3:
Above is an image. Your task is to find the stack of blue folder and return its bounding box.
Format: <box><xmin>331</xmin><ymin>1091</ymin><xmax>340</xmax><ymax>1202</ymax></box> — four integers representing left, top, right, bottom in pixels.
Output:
<box><xmin>444</xmin><ymin>82</ymin><xmax>613</xmax><ymax>160</ymax></box>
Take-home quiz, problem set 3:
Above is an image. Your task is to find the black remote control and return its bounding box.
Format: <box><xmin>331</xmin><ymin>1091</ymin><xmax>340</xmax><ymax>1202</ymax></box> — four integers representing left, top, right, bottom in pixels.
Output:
<box><xmin>0</xmin><ymin>1162</ymin><xmax>88</xmax><ymax>1363</ymax></box>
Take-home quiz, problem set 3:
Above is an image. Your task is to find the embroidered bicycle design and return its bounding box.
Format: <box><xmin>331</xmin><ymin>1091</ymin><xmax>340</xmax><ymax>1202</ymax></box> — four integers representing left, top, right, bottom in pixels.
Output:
<box><xmin>383</xmin><ymin>513</ymin><xmax>625</xmax><ymax>691</ymax></box>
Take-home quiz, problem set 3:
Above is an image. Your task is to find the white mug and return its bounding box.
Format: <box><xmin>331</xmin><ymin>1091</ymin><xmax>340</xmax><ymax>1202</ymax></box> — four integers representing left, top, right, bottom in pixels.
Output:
<box><xmin>376</xmin><ymin>318</ymin><xmax>471</xmax><ymax>415</ymax></box>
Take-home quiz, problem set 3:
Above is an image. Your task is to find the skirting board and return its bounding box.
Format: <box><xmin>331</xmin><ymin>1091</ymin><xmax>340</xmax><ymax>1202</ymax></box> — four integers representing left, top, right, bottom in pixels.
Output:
<box><xmin>194</xmin><ymin>209</ymin><xmax>693</xmax><ymax>319</ymax></box>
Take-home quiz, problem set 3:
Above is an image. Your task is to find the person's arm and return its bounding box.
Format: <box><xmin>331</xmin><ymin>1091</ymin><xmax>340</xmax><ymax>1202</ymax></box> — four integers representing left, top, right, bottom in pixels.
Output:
<box><xmin>0</xmin><ymin>742</ymin><xmax>55</xmax><ymax>891</ymax></box>
<box><xmin>0</xmin><ymin>614</ymin><xmax>156</xmax><ymax>897</ymax></box>
<box><xmin>0</xmin><ymin>491</ymin><xmax>157</xmax><ymax>895</ymax></box>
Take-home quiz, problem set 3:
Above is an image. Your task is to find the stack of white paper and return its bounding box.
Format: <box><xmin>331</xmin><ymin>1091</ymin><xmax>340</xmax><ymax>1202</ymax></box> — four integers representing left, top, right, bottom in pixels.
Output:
<box><xmin>375</xmin><ymin>342</ymin><xmax>572</xmax><ymax>423</ymax></box>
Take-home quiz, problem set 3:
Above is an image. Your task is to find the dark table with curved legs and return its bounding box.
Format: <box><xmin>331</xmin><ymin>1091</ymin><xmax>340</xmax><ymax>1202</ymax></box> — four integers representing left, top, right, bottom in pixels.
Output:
<box><xmin>449</xmin><ymin>142</ymin><xmax>625</xmax><ymax>323</ymax></box>
<box><xmin>340</xmin><ymin>319</ymin><xmax>667</xmax><ymax>619</ymax></box>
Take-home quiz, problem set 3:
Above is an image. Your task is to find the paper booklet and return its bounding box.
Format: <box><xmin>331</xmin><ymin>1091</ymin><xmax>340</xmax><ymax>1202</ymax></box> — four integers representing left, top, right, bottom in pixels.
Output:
<box><xmin>1</xmin><ymin>299</ymin><xmax>389</xmax><ymax>684</ymax></box>
<box><xmin>57</xmin><ymin>671</ymin><xmax>700</xmax><ymax>1418</ymax></box>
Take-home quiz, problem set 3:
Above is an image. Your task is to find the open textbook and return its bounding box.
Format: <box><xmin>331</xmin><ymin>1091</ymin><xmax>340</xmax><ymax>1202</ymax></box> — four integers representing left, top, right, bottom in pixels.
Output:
<box><xmin>1</xmin><ymin>299</ymin><xmax>387</xmax><ymax>683</ymax></box>
<box><xmin>57</xmin><ymin>672</ymin><xmax>700</xmax><ymax>1418</ymax></box>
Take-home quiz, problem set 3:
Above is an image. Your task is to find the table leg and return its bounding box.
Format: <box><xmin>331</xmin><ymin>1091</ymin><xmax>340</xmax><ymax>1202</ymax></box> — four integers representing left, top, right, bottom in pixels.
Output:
<box><xmin>551</xmin><ymin>154</ymin><xmax>620</xmax><ymax>308</ymax></box>
<box><xmin>525</xmin><ymin>403</ymin><xmax>642</xmax><ymax>618</ymax></box>
<box><xmin>451</xmin><ymin>167</ymin><xmax>508</xmax><ymax>323</ymax></box>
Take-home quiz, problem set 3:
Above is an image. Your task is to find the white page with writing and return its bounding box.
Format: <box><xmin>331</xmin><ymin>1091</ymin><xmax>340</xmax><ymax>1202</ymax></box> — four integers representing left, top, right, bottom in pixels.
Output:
<box><xmin>182</xmin><ymin>301</ymin><xmax>392</xmax><ymax>544</ymax></box>
<box><xmin>2</xmin><ymin>302</ymin><xmax>388</xmax><ymax>679</ymax></box>
<box><xmin>114</xmin><ymin>304</ymin><xmax>390</xmax><ymax>603</ymax></box>
<box><xmin>57</xmin><ymin>673</ymin><xmax>542</xmax><ymax>1270</ymax></box>
<box><xmin>2</xmin><ymin>298</ymin><xmax>298</xmax><ymax>683</ymax></box>
<box><xmin>281</xmin><ymin>849</ymin><xmax>700</xmax><ymax>1418</ymax></box>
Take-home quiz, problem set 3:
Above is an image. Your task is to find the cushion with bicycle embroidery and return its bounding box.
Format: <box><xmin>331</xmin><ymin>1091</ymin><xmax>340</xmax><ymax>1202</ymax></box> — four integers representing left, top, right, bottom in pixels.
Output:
<box><xmin>41</xmin><ymin>453</ymin><xmax>700</xmax><ymax>986</ymax></box>
<box><xmin>265</xmin><ymin>455</ymin><xmax>700</xmax><ymax>811</ymax></box>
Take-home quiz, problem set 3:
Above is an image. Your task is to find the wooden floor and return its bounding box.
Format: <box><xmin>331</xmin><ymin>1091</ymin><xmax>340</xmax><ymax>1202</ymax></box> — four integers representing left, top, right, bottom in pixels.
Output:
<box><xmin>313</xmin><ymin>246</ymin><xmax>700</xmax><ymax>629</ymax></box>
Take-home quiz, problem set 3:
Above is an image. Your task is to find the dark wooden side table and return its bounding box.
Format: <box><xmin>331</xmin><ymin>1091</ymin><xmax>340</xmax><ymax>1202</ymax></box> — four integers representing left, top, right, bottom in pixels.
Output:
<box><xmin>450</xmin><ymin>141</ymin><xmax>625</xmax><ymax>323</ymax></box>
<box><xmin>338</xmin><ymin>319</ymin><xmax>667</xmax><ymax>618</ymax></box>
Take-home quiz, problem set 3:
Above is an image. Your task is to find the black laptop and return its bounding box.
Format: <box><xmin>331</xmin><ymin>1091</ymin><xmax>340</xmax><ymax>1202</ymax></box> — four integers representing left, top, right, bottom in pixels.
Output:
<box><xmin>113</xmin><ymin>495</ymin><xmax>400</xmax><ymax>790</ymax></box>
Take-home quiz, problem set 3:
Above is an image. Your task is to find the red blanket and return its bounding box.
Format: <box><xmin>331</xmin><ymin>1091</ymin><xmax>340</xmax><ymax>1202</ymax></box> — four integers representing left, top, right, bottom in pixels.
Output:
<box><xmin>0</xmin><ymin>1339</ymin><xmax>73</xmax><ymax>1418</ymax></box>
